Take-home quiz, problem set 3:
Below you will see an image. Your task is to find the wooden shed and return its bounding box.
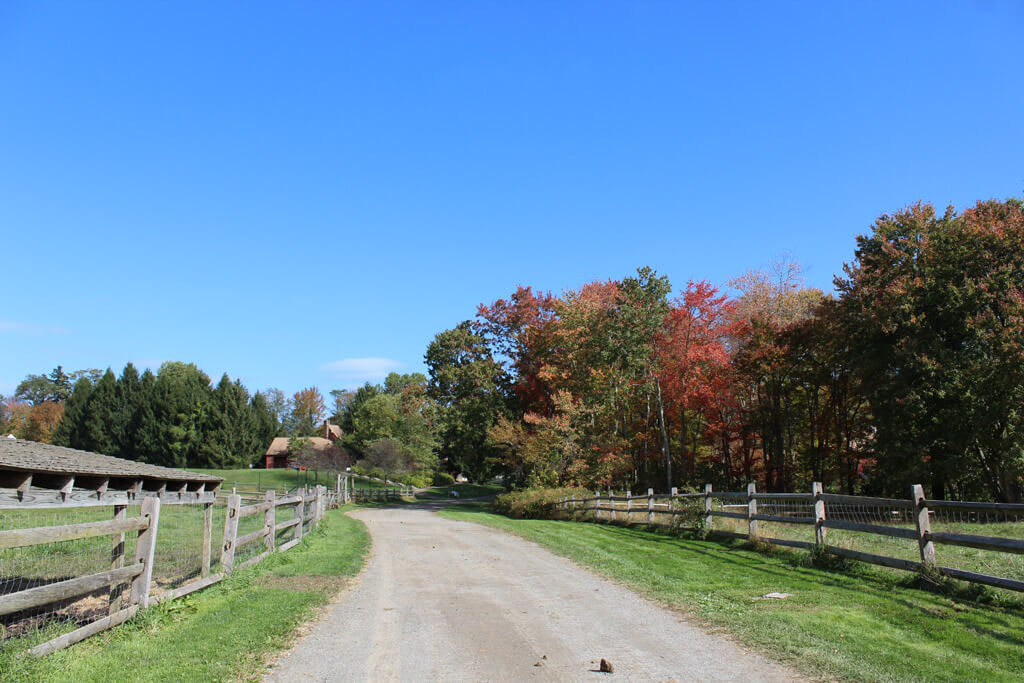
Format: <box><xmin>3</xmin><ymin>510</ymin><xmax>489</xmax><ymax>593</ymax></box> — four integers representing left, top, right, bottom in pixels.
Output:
<box><xmin>0</xmin><ymin>438</ymin><xmax>222</xmax><ymax>507</ymax></box>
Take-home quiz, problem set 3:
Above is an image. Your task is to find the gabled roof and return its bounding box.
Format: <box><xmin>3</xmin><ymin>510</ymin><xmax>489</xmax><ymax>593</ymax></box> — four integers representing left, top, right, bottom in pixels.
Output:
<box><xmin>0</xmin><ymin>439</ymin><xmax>222</xmax><ymax>483</ymax></box>
<box><xmin>265</xmin><ymin>436</ymin><xmax>337</xmax><ymax>457</ymax></box>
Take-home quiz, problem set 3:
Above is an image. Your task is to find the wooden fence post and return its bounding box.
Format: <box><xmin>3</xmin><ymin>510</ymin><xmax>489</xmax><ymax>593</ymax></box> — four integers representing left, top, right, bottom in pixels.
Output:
<box><xmin>912</xmin><ymin>484</ymin><xmax>936</xmax><ymax>567</ymax></box>
<box><xmin>812</xmin><ymin>482</ymin><xmax>826</xmax><ymax>547</ymax></box>
<box><xmin>130</xmin><ymin>496</ymin><xmax>160</xmax><ymax>608</ymax></box>
<box><xmin>647</xmin><ymin>488</ymin><xmax>654</xmax><ymax>524</ymax></box>
<box><xmin>109</xmin><ymin>504</ymin><xmax>127</xmax><ymax>615</ymax></box>
<box><xmin>704</xmin><ymin>484</ymin><xmax>713</xmax><ymax>532</ymax></box>
<box><xmin>201</xmin><ymin>501</ymin><xmax>213</xmax><ymax>577</ymax></box>
<box><xmin>626</xmin><ymin>490</ymin><xmax>632</xmax><ymax>524</ymax></box>
<box><xmin>595</xmin><ymin>490</ymin><xmax>601</xmax><ymax>521</ymax></box>
<box><xmin>221</xmin><ymin>494</ymin><xmax>241</xmax><ymax>576</ymax></box>
<box><xmin>295</xmin><ymin>494</ymin><xmax>305</xmax><ymax>543</ymax></box>
<box><xmin>265</xmin><ymin>489</ymin><xmax>276</xmax><ymax>553</ymax></box>
<box><xmin>747</xmin><ymin>482</ymin><xmax>758</xmax><ymax>538</ymax></box>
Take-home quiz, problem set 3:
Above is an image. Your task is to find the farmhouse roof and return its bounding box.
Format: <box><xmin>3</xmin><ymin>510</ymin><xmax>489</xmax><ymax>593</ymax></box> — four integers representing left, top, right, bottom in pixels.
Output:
<box><xmin>265</xmin><ymin>436</ymin><xmax>336</xmax><ymax>457</ymax></box>
<box><xmin>0</xmin><ymin>438</ymin><xmax>222</xmax><ymax>484</ymax></box>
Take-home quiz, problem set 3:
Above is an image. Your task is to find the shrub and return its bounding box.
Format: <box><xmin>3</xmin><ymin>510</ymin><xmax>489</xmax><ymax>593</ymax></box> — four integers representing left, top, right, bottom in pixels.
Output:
<box><xmin>432</xmin><ymin>471</ymin><xmax>455</xmax><ymax>486</ymax></box>
<box><xmin>494</xmin><ymin>487</ymin><xmax>588</xmax><ymax>519</ymax></box>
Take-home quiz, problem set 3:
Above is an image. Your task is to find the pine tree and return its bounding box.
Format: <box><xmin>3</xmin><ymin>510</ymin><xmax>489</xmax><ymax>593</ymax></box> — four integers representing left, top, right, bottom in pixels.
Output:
<box><xmin>52</xmin><ymin>378</ymin><xmax>93</xmax><ymax>447</ymax></box>
<box><xmin>131</xmin><ymin>370</ymin><xmax>160</xmax><ymax>464</ymax></box>
<box><xmin>115</xmin><ymin>363</ymin><xmax>142</xmax><ymax>459</ymax></box>
<box><xmin>251</xmin><ymin>392</ymin><xmax>279</xmax><ymax>466</ymax></box>
<box><xmin>79</xmin><ymin>369</ymin><xmax>118</xmax><ymax>455</ymax></box>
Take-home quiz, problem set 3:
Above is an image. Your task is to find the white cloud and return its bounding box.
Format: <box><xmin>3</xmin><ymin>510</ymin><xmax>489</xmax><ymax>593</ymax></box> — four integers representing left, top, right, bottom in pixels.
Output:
<box><xmin>319</xmin><ymin>357</ymin><xmax>405</xmax><ymax>383</ymax></box>
<box><xmin>0</xmin><ymin>320</ymin><xmax>69</xmax><ymax>335</ymax></box>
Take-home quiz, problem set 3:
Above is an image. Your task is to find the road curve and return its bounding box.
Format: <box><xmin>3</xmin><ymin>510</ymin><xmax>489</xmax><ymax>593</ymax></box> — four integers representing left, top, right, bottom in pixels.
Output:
<box><xmin>264</xmin><ymin>502</ymin><xmax>800</xmax><ymax>682</ymax></box>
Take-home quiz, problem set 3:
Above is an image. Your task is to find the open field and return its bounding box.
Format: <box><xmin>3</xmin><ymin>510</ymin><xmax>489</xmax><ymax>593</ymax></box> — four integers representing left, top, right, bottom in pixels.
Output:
<box><xmin>440</xmin><ymin>502</ymin><xmax>1024</xmax><ymax>682</ymax></box>
<box><xmin>0</xmin><ymin>507</ymin><xmax>370</xmax><ymax>682</ymax></box>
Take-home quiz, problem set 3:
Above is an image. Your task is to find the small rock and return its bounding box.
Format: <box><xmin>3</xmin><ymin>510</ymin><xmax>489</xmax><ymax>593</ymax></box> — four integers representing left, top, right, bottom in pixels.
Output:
<box><xmin>761</xmin><ymin>592</ymin><xmax>792</xmax><ymax>600</ymax></box>
<box><xmin>534</xmin><ymin>661</ymin><xmax>544</xmax><ymax>667</ymax></box>
<box><xmin>599</xmin><ymin>658</ymin><xmax>614</xmax><ymax>673</ymax></box>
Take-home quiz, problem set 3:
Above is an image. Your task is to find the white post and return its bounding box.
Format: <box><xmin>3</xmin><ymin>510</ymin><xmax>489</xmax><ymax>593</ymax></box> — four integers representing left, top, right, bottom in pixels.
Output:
<box><xmin>647</xmin><ymin>488</ymin><xmax>654</xmax><ymax>524</ymax></box>
<box><xmin>747</xmin><ymin>482</ymin><xmax>758</xmax><ymax>538</ymax></box>
<box><xmin>812</xmin><ymin>482</ymin><xmax>826</xmax><ymax>547</ymax></box>
<box><xmin>912</xmin><ymin>484</ymin><xmax>936</xmax><ymax>567</ymax></box>
<box><xmin>626</xmin><ymin>490</ymin><xmax>632</xmax><ymax>524</ymax></box>
<box><xmin>704</xmin><ymin>483</ymin><xmax>713</xmax><ymax>531</ymax></box>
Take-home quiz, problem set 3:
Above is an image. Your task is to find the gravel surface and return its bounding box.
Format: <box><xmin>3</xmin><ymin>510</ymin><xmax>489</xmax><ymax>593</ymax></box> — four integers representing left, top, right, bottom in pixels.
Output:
<box><xmin>264</xmin><ymin>502</ymin><xmax>801</xmax><ymax>682</ymax></box>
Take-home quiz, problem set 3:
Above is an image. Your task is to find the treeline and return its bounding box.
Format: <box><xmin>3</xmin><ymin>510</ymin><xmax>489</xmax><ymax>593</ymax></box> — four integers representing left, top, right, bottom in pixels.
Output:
<box><xmin>425</xmin><ymin>197</ymin><xmax>1024</xmax><ymax>502</ymax></box>
<box><xmin>3</xmin><ymin>362</ymin><xmax>278</xmax><ymax>469</ymax></box>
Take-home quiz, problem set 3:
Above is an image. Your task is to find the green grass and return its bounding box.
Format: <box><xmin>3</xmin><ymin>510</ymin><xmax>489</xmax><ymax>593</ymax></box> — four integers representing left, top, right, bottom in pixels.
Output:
<box><xmin>1</xmin><ymin>507</ymin><xmax>370</xmax><ymax>682</ymax></box>
<box><xmin>188</xmin><ymin>468</ymin><xmax>399</xmax><ymax>492</ymax></box>
<box><xmin>439</xmin><ymin>503</ymin><xmax>1024</xmax><ymax>682</ymax></box>
<box><xmin>416</xmin><ymin>483</ymin><xmax>505</xmax><ymax>499</ymax></box>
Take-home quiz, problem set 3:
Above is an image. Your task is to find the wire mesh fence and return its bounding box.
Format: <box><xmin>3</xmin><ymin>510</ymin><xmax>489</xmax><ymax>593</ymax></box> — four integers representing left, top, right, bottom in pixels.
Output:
<box><xmin>556</xmin><ymin>484</ymin><xmax>1024</xmax><ymax>598</ymax></box>
<box><xmin>1</xmin><ymin>484</ymin><xmax>336</xmax><ymax>656</ymax></box>
<box><xmin>0</xmin><ymin>503</ymin><xmax>139</xmax><ymax>646</ymax></box>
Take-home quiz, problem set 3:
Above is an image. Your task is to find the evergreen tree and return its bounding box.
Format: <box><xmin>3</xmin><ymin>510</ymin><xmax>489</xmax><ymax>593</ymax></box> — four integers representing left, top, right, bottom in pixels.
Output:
<box><xmin>251</xmin><ymin>391</ymin><xmax>279</xmax><ymax>466</ymax></box>
<box><xmin>79</xmin><ymin>369</ymin><xmax>118</xmax><ymax>455</ymax></box>
<box><xmin>151</xmin><ymin>362</ymin><xmax>212</xmax><ymax>468</ymax></box>
<box><xmin>48</xmin><ymin>366</ymin><xmax>73</xmax><ymax>402</ymax></box>
<box><xmin>52</xmin><ymin>378</ymin><xmax>93</xmax><ymax>447</ymax></box>
<box><xmin>131</xmin><ymin>370</ymin><xmax>161</xmax><ymax>464</ymax></box>
<box><xmin>200</xmin><ymin>374</ymin><xmax>256</xmax><ymax>468</ymax></box>
<box><xmin>114</xmin><ymin>363</ymin><xmax>142</xmax><ymax>459</ymax></box>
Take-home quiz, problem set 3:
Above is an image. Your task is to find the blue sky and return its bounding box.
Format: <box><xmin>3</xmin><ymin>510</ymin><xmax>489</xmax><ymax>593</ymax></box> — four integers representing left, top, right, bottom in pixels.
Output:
<box><xmin>2</xmin><ymin>1</ymin><xmax>1022</xmax><ymax>397</ymax></box>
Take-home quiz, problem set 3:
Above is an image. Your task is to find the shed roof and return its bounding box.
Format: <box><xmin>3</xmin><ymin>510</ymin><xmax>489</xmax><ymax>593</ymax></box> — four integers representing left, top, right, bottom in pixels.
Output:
<box><xmin>0</xmin><ymin>438</ymin><xmax>222</xmax><ymax>484</ymax></box>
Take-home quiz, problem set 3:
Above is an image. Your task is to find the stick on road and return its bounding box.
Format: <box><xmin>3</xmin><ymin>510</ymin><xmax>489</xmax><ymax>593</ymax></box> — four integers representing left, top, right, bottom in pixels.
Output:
<box><xmin>265</xmin><ymin>503</ymin><xmax>800</xmax><ymax>682</ymax></box>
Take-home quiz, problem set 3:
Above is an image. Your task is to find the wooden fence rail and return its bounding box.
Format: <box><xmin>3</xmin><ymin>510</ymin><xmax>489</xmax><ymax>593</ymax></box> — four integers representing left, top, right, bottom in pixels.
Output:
<box><xmin>554</xmin><ymin>482</ymin><xmax>1024</xmax><ymax>594</ymax></box>
<box><xmin>1</xmin><ymin>484</ymin><xmax>337</xmax><ymax>657</ymax></box>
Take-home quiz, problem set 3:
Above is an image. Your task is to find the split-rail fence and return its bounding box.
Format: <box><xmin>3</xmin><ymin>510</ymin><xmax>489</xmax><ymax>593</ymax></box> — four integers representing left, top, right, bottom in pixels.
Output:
<box><xmin>555</xmin><ymin>483</ymin><xmax>1024</xmax><ymax>594</ymax></box>
<box><xmin>1</xmin><ymin>481</ymin><xmax>347</xmax><ymax>656</ymax></box>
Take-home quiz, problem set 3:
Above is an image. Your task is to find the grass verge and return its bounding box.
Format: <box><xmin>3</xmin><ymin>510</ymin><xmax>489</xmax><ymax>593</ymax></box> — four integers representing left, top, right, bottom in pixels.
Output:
<box><xmin>1</xmin><ymin>506</ymin><xmax>370</xmax><ymax>683</ymax></box>
<box><xmin>439</xmin><ymin>503</ymin><xmax>1024</xmax><ymax>682</ymax></box>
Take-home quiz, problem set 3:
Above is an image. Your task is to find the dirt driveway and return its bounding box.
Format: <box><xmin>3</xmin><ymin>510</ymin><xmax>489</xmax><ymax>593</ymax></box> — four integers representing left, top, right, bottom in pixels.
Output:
<box><xmin>264</xmin><ymin>502</ymin><xmax>800</xmax><ymax>682</ymax></box>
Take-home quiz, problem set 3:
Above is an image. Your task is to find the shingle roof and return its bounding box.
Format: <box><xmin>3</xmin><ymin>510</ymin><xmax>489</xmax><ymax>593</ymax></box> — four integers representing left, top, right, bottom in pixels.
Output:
<box><xmin>265</xmin><ymin>437</ymin><xmax>336</xmax><ymax>457</ymax></box>
<box><xmin>0</xmin><ymin>439</ymin><xmax>222</xmax><ymax>483</ymax></box>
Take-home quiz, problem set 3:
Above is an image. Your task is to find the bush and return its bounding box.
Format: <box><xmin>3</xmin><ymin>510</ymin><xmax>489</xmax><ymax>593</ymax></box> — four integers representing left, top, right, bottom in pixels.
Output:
<box><xmin>405</xmin><ymin>473</ymin><xmax>431</xmax><ymax>489</ymax></box>
<box><xmin>494</xmin><ymin>487</ymin><xmax>588</xmax><ymax>519</ymax></box>
<box><xmin>432</xmin><ymin>471</ymin><xmax>455</xmax><ymax>486</ymax></box>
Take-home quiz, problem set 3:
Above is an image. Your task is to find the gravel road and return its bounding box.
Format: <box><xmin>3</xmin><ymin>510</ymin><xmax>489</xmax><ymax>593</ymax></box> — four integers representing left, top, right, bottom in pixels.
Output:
<box><xmin>264</xmin><ymin>502</ymin><xmax>801</xmax><ymax>682</ymax></box>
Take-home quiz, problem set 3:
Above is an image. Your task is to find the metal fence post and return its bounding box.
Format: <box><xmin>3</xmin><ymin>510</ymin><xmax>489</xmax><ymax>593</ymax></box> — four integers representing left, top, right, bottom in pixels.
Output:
<box><xmin>130</xmin><ymin>496</ymin><xmax>161</xmax><ymax>608</ymax></box>
<box><xmin>221</xmin><ymin>493</ymin><xmax>241</xmax><ymax>576</ymax></box>
<box><xmin>747</xmin><ymin>482</ymin><xmax>758</xmax><ymax>538</ymax></box>
<box><xmin>912</xmin><ymin>484</ymin><xmax>936</xmax><ymax>567</ymax></box>
<box><xmin>812</xmin><ymin>482</ymin><xmax>826</xmax><ymax>547</ymax></box>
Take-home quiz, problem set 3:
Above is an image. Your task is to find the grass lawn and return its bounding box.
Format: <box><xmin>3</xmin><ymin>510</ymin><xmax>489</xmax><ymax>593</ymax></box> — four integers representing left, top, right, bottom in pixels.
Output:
<box><xmin>416</xmin><ymin>483</ymin><xmax>505</xmax><ymax>499</ymax></box>
<box><xmin>439</xmin><ymin>503</ymin><xmax>1024</xmax><ymax>682</ymax></box>
<box><xmin>188</xmin><ymin>468</ymin><xmax>399</xmax><ymax>493</ymax></box>
<box><xmin>1</xmin><ymin>506</ymin><xmax>370</xmax><ymax>682</ymax></box>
